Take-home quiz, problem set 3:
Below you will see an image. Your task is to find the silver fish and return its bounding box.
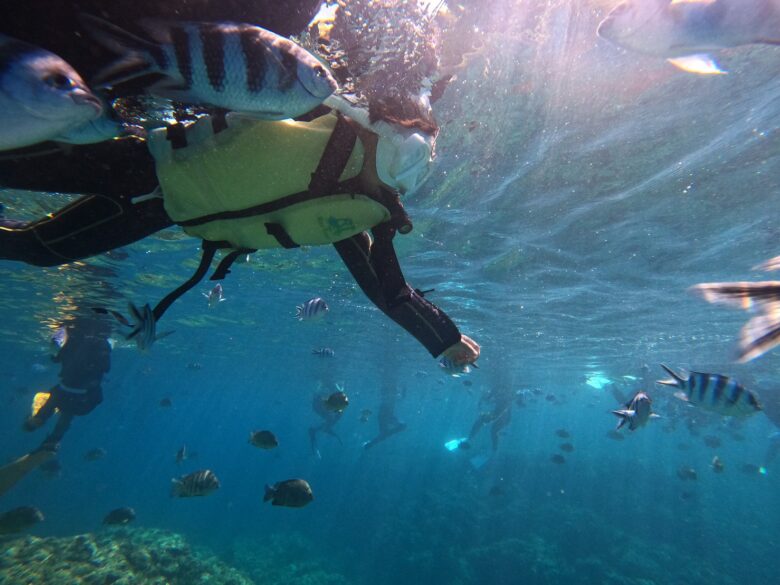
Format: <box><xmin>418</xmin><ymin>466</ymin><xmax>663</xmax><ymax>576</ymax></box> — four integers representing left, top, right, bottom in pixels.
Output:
<box><xmin>171</xmin><ymin>469</ymin><xmax>220</xmax><ymax>497</ymax></box>
<box><xmin>296</xmin><ymin>297</ymin><xmax>329</xmax><ymax>321</ymax></box>
<box><xmin>439</xmin><ymin>356</ymin><xmax>472</xmax><ymax>377</ymax></box>
<box><xmin>50</xmin><ymin>326</ymin><xmax>68</xmax><ymax>354</ymax></box>
<box><xmin>81</xmin><ymin>16</ymin><xmax>337</xmax><ymax>119</ymax></box>
<box><xmin>657</xmin><ymin>364</ymin><xmax>763</xmax><ymax>417</ymax></box>
<box><xmin>203</xmin><ymin>283</ymin><xmax>226</xmax><ymax>309</ymax></box>
<box><xmin>691</xmin><ymin>280</ymin><xmax>780</xmax><ymax>362</ymax></box>
<box><xmin>312</xmin><ymin>347</ymin><xmax>335</xmax><ymax>358</ymax></box>
<box><xmin>598</xmin><ymin>0</ymin><xmax>780</xmax><ymax>75</ymax></box>
<box><xmin>0</xmin><ymin>35</ymin><xmax>103</xmax><ymax>150</ymax></box>
<box><xmin>612</xmin><ymin>391</ymin><xmax>659</xmax><ymax>431</ymax></box>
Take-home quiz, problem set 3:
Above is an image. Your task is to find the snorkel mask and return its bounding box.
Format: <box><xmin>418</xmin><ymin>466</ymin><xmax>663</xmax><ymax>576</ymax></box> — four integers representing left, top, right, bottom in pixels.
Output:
<box><xmin>324</xmin><ymin>94</ymin><xmax>435</xmax><ymax>195</ymax></box>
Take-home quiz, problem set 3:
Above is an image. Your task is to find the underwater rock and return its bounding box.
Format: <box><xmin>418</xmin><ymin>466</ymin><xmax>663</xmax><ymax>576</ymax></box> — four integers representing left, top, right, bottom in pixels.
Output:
<box><xmin>0</xmin><ymin>527</ymin><xmax>253</xmax><ymax>585</ymax></box>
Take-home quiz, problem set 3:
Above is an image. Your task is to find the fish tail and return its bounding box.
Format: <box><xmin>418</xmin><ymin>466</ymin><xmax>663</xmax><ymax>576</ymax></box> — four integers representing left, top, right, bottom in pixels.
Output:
<box><xmin>690</xmin><ymin>281</ymin><xmax>780</xmax><ymax>311</ymax></box>
<box><xmin>263</xmin><ymin>484</ymin><xmax>275</xmax><ymax>502</ymax></box>
<box><xmin>170</xmin><ymin>479</ymin><xmax>181</xmax><ymax>498</ymax></box>
<box><xmin>295</xmin><ymin>305</ymin><xmax>304</xmax><ymax>320</ymax></box>
<box><xmin>737</xmin><ymin>311</ymin><xmax>780</xmax><ymax>363</ymax></box>
<box><xmin>80</xmin><ymin>14</ymin><xmax>162</xmax><ymax>86</ymax></box>
<box><xmin>657</xmin><ymin>364</ymin><xmax>685</xmax><ymax>388</ymax></box>
<box><xmin>611</xmin><ymin>409</ymin><xmax>630</xmax><ymax>430</ymax></box>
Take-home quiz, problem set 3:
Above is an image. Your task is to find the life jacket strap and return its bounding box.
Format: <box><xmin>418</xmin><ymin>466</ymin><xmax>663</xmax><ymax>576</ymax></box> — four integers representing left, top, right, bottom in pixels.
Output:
<box><xmin>210</xmin><ymin>247</ymin><xmax>256</xmax><ymax>280</ymax></box>
<box><xmin>309</xmin><ymin>114</ymin><xmax>358</xmax><ymax>196</ymax></box>
<box><xmin>265</xmin><ymin>222</ymin><xmax>300</xmax><ymax>249</ymax></box>
<box><xmin>152</xmin><ymin>240</ymin><xmax>220</xmax><ymax>321</ymax></box>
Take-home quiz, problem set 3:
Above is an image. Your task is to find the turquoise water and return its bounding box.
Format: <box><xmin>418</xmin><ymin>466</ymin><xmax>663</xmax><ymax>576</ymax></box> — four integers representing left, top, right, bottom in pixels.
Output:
<box><xmin>2</xmin><ymin>1</ymin><xmax>780</xmax><ymax>583</ymax></box>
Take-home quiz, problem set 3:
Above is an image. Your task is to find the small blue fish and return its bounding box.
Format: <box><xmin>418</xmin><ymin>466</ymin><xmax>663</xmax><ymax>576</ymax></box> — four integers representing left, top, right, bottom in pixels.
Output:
<box><xmin>296</xmin><ymin>297</ymin><xmax>329</xmax><ymax>321</ymax></box>
<box><xmin>0</xmin><ymin>35</ymin><xmax>103</xmax><ymax>150</ymax></box>
<box><xmin>81</xmin><ymin>16</ymin><xmax>338</xmax><ymax>119</ymax></box>
<box><xmin>657</xmin><ymin>364</ymin><xmax>763</xmax><ymax>417</ymax></box>
<box><xmin>312</xmin><ymin>347</ymin><xmax>335</xmax><ymax>358</ymax></box>
<box><xmin>203</xmin><ymin>283</ymin><xmax>226</xmax><ymax>309</ymax></box>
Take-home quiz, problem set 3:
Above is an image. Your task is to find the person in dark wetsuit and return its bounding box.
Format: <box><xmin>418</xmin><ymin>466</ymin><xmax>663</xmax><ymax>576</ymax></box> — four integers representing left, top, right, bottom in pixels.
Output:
<box><xmin>363</xmin><ymin>369</ymin><xmax>407</xmax><ymax>450</ymax></box>
<box><xmin>0</xmin><ymin>0</ymin><xmax>480</xmax><ymax>367</ymax></box>
<box><xmin>465</xmin><ymin>376</ymin><xmax>518</xmax><ymax>453</ymax></box>
<box><xmin>25</xmin><ymin>316</ymin><xmax>112</xmax><ymax>447</ymax></box>
<box><xmin>0</xmin><ymin>315</ymin><xmax>112</xmax><ymax>496</ymax></box>
<box><xmin>309</xmin><ymin>389</ymin><xmax>344</xmax><ymax>459</ymax></box>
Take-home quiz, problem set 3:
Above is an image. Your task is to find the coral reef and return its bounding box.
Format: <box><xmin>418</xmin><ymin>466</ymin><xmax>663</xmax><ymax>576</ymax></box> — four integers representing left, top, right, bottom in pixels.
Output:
<box><xmin>0</xmin><ymin>527</ymin><xmax>253</xmax><ymax>585</ymax></box>
<box><xmin>230</xmin><ymin>532</ymin><xmax>351</xmax><ymax>585</ymax></box>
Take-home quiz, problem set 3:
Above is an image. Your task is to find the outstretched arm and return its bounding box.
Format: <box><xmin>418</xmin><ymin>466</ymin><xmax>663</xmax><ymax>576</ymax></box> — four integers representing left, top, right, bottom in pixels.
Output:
<box><xmin>334</xmin><ymin>222</ymin><xmax>479</xmax><ymax>361</ymax></box>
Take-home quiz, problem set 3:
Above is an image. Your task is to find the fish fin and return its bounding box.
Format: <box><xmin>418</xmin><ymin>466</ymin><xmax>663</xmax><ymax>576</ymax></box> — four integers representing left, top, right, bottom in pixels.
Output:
<box><xmin>736</xmin><ymin>310</ymin><xmax>780</xmax><ymax>362</ymax></box>
<box><xmin>667</xmin><ymin>54</ymin><xmax>726</xmax><ymax>75</ymax></box>
<box><xmin>674</xmin><ymin>391</ymin><xmax>690</xmax><ymax>402</ymax></box>
<box><xmin>691</xmin><ymin>281</ymin><xmax>780</xmax><ymax>311</ymax></box>
<box><xmin>611</xmin><ymin>409</ymin><xmax>633</xmax><ymax>430</ymax></box>
<box><xmin>155</xmin><ymin>330</ymin><xmax>175</xmax><ymax>343</ymax></box>
<box><xmin>263</xmin><ymin>484</ymin><xmax>275</xmax><ymax>502</ymax></box>
<box><xmin>657</xmin><ymin>364</ymin><xmax>685</xmax><ymax>387</ymax></box>
<box><xmin>170</xmin><ymin>479</ymin><xmax>180</xmax><ymax>497</ymax></box>
<box><xmin>145</xmin><ymin>80</ymin><xmax>203</xmax><ymax>104</ymax></box>
<box><xmin>649</xmin><ymin>413</ymin><xmax>661</xmax><ymax>419</ymax></box>
<box><xmin>80</xmin><ymin>15</ymin><xmax>159</xmax><ymax>86</ymax></box>
<box><xmin>753</xmin><ymin>256</ymin><xmax>780</xmax><ymax>272</ymax></box>
<box><xmin>128</xmin><ymin>302</ymin><xmax>143</xmax><ymax>324</ymax></box>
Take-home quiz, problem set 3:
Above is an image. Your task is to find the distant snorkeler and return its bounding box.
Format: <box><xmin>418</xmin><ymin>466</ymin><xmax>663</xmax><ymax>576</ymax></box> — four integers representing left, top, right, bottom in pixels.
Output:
<box><xmin>463</xmin><ymin>370</ymin><xmax>519</xmax><ymax>453</ymax></box>
<box><xmin>309</xmin><ymin>383</ymin><xmax>344</xmax><ymax>459</ymax></box>
<box><xmin>363</xmin><ymin>373</ymin><xmax>407</xmax><ymax>450</ymax></box>
<box><xmin>692</xmin><ymin>258</ymin><xmax>780</xmax><ymax>362</ymax></box>
<box><xmin>0</xmin><ymin>0</ymin><xmax>480</xmax><ymax>370</ymax></box>
<box><xmin>598</xmin><ymin>0</ymin><xmax>780</xmax><ymax>75</ymax></box>
<box><xmin>0</xmin><ymin>313</ymin><xmax>112</xmax><ymax>497</ymax></box>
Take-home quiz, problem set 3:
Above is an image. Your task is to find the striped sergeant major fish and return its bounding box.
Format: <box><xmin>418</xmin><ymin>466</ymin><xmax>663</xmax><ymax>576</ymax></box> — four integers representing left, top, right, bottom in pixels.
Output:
<box><xmin>691</xmin><ymin>278</ymin><xmax>780</xmax><ymax>362</ymax></box>
<box><xmin>296</xmin><ymin>297</ymin><xmax>329</xmax><ymax>321</ymax></box>
<box><xmin>80</xmin><ymin>15</ymin><xmax>338</xmax><ymax>119</ymax></box>
<box><xmin>171</xmin><ymin>469</ymin><xmax>220</xmax><ymax>498</ymax></box>
<box><xmin>657</xmin><ymin>364</ymin><xmax>763</xmax><ymax>417</ymax></box>
<box><xmin>95</xmin><ymin>302</ymin><xmax>173</xmax><ymax>351</ymax></box>
<box><xmin>612</xmin><ymin>391</ymin><xmax>660</xmax><ymax>431</ymax></box>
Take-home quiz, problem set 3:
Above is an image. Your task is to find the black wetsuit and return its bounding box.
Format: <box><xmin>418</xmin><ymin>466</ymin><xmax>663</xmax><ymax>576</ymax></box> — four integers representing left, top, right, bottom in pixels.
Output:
<box><xmin>28</xmin><ymin>316</ymin><xmax>111</xmax><ymax>448</ymax></box>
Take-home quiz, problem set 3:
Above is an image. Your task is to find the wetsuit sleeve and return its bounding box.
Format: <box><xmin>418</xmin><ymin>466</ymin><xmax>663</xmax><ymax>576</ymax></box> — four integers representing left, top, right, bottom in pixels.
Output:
<box><xmin>0</xmin><ymin>140</ymin><xmax>172</xmax><ymax>267</ymax></box>
<box><xmin>333</xmin><ymin>222</ymin><xmax>462</xmax><ymax>357</ymax></box>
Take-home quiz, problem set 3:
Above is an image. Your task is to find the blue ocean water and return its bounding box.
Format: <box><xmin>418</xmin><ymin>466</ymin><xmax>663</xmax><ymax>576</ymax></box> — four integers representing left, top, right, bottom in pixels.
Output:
<box><xmin>2</xmin><ymin>1</ymin><xmax>780</xmax><ymax>584</ymax></box>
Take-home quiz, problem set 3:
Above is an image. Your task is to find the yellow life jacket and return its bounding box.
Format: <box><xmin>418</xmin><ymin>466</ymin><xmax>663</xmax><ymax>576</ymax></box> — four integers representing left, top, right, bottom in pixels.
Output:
<box><xmin>149</xmin><ymin>111</ymin><xmax>391</xmax><ymax>250</ymax></box>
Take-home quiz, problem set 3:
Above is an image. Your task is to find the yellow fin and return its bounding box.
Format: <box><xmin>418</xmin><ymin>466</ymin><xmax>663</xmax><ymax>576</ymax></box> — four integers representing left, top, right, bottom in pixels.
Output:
<box><xmin>31</xmin><ymin>392</ymin><xmax>52</xmax><ymax>417</ymax></box>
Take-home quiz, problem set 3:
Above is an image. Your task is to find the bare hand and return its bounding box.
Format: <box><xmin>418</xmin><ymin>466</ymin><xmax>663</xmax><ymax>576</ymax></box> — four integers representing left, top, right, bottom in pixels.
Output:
<box><xmin>442</xmin><ymin>335</ymin><xmax>480</xmax><ymax>366</ymax></box>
